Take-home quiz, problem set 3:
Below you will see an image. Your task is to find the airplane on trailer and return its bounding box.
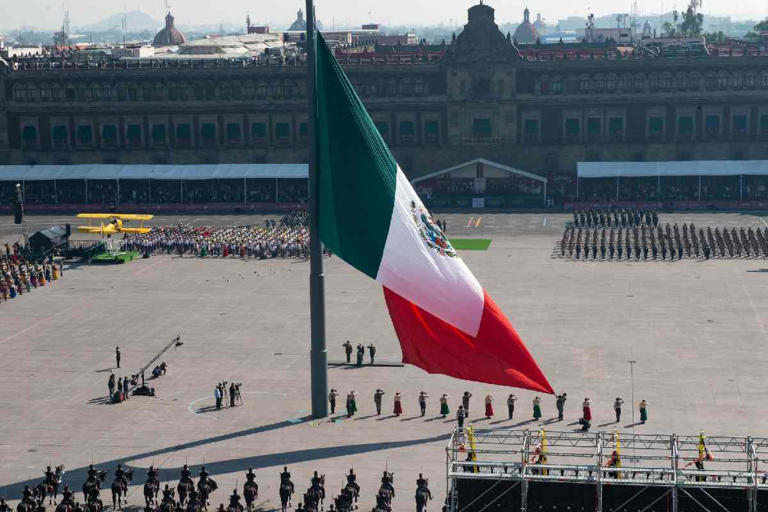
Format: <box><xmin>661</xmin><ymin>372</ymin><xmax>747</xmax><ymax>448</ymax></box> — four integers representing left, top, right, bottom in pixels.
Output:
<box><xmin>76</xmin><ymin>213</ymin><xmax>154</xmax><ymax>235</ymax></box>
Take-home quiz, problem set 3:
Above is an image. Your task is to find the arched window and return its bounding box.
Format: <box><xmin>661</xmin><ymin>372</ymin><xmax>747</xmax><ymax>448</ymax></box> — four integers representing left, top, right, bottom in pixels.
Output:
<box><xmin>704</xmin><ymin>72</ymin><xmax>716</xmax><ymax>90</ymax></box>
<box><xmin>634</xmin><ymin>74</ymin><xmax>645</xmax><ymax>91</ymax></box>
<box><xmin>687</xmin><ymin>73</ymin><xmax>699</xmax><ymax>90</ymax></box>
<box><xmin>91</xmin><ymin>83</ymin><xmax>101</xmax><ymax>100</ymax></box>
<box><xmin>605</xmin><ymin>74</ymin><xmax>617</xmax><ymax>92</ymax></box>
<box><xmin>551</xmin><ymin>76</ymin><xmax>563</xmax><ymax>93</ymax></box>
<box><xmin>659</xmin><ymin>73</ymin><xmax>671</xmax><ymax>90</ymax></box>
<box><xmin>13</xmin><ymin>84</ymin><xmax>28</xmax><ymax>101</ymax></box>
<box><xmin>648</xmin><ymin>73</ymin><xmax>659</xmax><ymax>91</ymax></box>
<box><xmin>716</xmin><ymin>72</ymin><xmax>728</xmax><ymax>90</ymax></box>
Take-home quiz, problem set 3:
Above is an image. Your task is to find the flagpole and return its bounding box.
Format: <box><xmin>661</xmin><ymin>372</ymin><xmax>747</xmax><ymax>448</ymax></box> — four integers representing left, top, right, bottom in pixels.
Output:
<box><xmin>306</xmin><ymin>0</ymin><xmax>328</xmax><ymax>418</ymax></box>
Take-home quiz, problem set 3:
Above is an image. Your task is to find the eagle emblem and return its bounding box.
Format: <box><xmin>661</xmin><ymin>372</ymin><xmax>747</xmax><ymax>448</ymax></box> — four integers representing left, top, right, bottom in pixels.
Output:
<box><xmin>410</xmin><ymin>200</ymin><xmax>457</xmax><ymax>258</ymax></box>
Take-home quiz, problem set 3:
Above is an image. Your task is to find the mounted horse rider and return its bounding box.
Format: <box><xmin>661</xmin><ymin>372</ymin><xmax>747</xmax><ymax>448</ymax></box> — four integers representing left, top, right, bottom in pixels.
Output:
<box><xmin>279</xmin><ymin>467</ymin><xmax>294</xmax><ymax>494</ymax></box>
<box><xmin>147</xmin><ymin>466</ymin><xmax>159</xmax><ymax>484</ymax></box>
<box><xmin>345</xmin><ymin>469</ymin><xmax>359</xmax><ymax>495</ymax></box>
<box><xmin>114</xmin><ymin>465</ymin><xmax>128</xmax><ymax>487</ymax></box>
<box><xmin>309</xmin><ymin>471</ymin><xmax>325</xmax><ymax>498</ymax></box>
<box><xmin>227</xmin><ymin>489</ymin><xmax>243</xmax><ymax>512</ymax></box>
<box><xmin>180</xmin><ymin>465</ymin><xmax>192</xmax><ymax>484</ymax></box>
<box><xmin>87</xmin><ymin>466</ymin><xmax>99</xmax><ymax>481</ymax></box>
<box><xmin>44</xmin><ymin>467</ymin><xmax>56</xmax><ymax>486</ymax></box>
<box><xmin>380</xmin><ymin>472</ymin><xmax>394</xmax><ymax>495</ymax></box>
<box><xmin>415</xmin><ymin>474</ymin><xmax>429</xmax><ymax>492</ymax></box>
<box><xmin>0</xmin><ymin>497</ymin><xmax>10</xmax><ymax>512</ymax></box>
<box><xmin>21</xmin><ymin>486</ymin><xmax>35</xmax><ymax>506</ymax></box>
<box><xmin>198</xmin><ymin>466</ymin><xmax>217</xmax><ymax>489</ymax></box>
<box><xmin>60</xmin><ymin>487</ymin><xmax>74</xmax><ymax>506</ymax></box>
<box><xmin>161</xmin><ymin>485</ymin><xmax>175</xmax><ymax>505</ymax></box>
<box><xmin>415</xmin><ymin>475</ymin><xmax>432</xmax><ymax>512</ymax></box>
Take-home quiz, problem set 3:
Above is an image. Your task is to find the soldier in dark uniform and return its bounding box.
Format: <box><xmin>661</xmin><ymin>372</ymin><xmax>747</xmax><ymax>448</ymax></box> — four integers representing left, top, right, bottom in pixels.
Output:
<box><xmin>161</xmin><ymin>485</ymin><xmax>174</xmax><ymax>504</ymax></box>
<box><xmin>22</xmin><ymin>486</ymin><xmax>34</xmax><ymax>505</ymax></box>
<box><xmin>44</xmin><ymin>466</ymin><xmax>55</xmax><ymax>485</ymax></box>
<box><xmin>355</xmin><ymin>344</ymin><xmax>364</xmax><ymax>366</ymax></box>
<box><xmin>0</xmin><ymin>498</ymin><xmax>10</xmax><ymax>512</ymax></box>
<box><xmin>280</xmin><ymin>467</ymin><xmax>294</xmax><ymax>494</ymax></box>
<box><xmin>115</xmin><ymin>464</ymin><xmax>126</xmax><ymax>485</ymax></box>
<box><xmin>343</xmin><ymin>341</ymin><xmax>352</xmax><ymax>364</ymax></box>
<box><xmin>147</xmin><ymin>466</ymin><xmax>158</xmax><ymax>484</ymax></box>
<box><xmin>61</xmin><ymin>487</ymin><xmax>74</xmax><ymax>506</ymax></box>
<box><xmin>345</xmin><ymin>469</ymin><xmax>359</xmax><ymax>494</ymax></box>
<box><xmin>87</xmin><ymin>465</ymin><xmax>98</xmax><ymax>480</ymax></box>
<box><xmin>374</xmin><ymin>389</ymin><xmax>385</xmax><ymax>415</ymax></box>
<box><xmin>228</xmin><ymin>489</ymin><xmax>242</xmax><ymax>510</ymax></box>
<box><xmin>310</xmin><ymin>471</ymin><xmax>322</xmax><ymax>489</ymax></box>
<box><xmin>367</xmin><ymin>344</ymin><xmax>376</xmax><ymax>364</ymax></box>
<box><xmin>461</xmin><ymin>391</ymin><xmax>472</xmax><ymax>416</ymax></box>
<box><xmin>180</xmin><ymin>464</ymin><xmax>192</xmax><ymax>482</ymax></box>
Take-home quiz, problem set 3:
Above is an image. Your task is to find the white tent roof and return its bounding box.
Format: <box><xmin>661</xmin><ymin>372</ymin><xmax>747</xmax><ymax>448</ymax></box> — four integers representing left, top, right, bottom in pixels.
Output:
<box><xmin>578</xmin><ymin>161</ymin><xmax>768</xmax><ymax>179</ymax></box>
<box><xmin>412</xmin><ymin>158</ymin><xmax>547</xmax><ymax>184</ymax></box>
<box><xmin>0</xmin><ymin>164</ymin><xmax>308</xmax><ymax>181</ymax></box>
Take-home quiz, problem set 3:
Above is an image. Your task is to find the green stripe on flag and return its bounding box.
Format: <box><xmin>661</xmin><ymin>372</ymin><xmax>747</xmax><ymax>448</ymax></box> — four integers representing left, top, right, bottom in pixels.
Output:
<box><xmin>315</xmin><ymin>33</ymin><xmax>397</xmax><ymax>279</ymax></box>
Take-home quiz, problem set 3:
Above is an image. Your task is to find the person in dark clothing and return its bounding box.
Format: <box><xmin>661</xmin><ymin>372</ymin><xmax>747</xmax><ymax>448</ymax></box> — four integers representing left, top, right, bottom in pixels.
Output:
<box><xmin>343</xmin><ymin>341</ymin><xmax>353</xmax><ymax>364</ymax></box>
<box><xmin>229</xmin><ymin>383</ymin><xmax>236</xmax><ymax>407</ymax></box>
<box><xmin>123</xmin><ymin>376</ymin><xmax>129</xmax><ymax>399</ymax></box>
<box><xmin>356</xmin><ymin>344</ymin><xmax>365</xmax><ymax>366</ymax></box>
<box><xmin>115</xmin><ymin>347</ymin><xmax>121</xmax><ymax>369</ymax></box>
<box><xmin>108</xmin><ymin>373</ymin><xmax>115</xmax><ymax>398</ymax></box>
<box><xmin>367</xmin><ymin>344</ymin><xmax>376</xmax><ymax>364</ymax></box>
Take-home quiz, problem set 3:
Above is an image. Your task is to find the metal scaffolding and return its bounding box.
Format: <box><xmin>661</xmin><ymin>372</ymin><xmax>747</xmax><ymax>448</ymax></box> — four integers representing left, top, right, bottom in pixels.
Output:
<box><xmin>446</xmin><ymin>428</ymin><xmax>768</xmax><ymax>512</ymax></box>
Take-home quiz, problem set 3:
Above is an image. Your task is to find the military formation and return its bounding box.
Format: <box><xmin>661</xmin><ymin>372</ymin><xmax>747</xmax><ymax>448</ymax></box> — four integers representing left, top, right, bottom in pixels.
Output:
<box><xmin>5</xmin><ymin>465</ymin><xmax>431</xmax><ymax>512</ymax></box>
<box><xmin>1</xmin><ymin>249</ymin><xmax>61</xmax><ymax>305</ymax></box>
<box><xmin>561</xmin><ymin>209</ymin><xmax>768</xmax><ymax>261</ymax></box>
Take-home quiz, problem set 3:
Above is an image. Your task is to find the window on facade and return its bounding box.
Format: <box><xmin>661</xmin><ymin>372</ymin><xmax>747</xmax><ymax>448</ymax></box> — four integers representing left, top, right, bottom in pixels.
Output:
<box><xmin>424</xmin><ymin>120</ymin><xmax>439</xmax><ymax>144</ymax></box>
<box><xmin>746</xmin><ymin>75</ymin><xmax>755</xmax><ymax>88</ymax></box>
<box><xmin>201</xmin><ymin>123</ymin><xmax>217</xmax><ymax>146</ymax></box>
<box><xmin>760</xmin><ymin>115</ymin><xmax>768</xmax><ymax>136</ymax></box>
<box><xmin>587</xmin><ymin>118</ymin><xmax>601</xmax><ymax>139</ymax></box>
<box><xmin>151</xmin><ymin>124</ymin><xmax>167</xmax><ymax>145</ymax></box>
<box><xmin>21</xmin><ymin>125</ymin><xmax>38</xmax><ymax>147</ymax></box>
<box><xmin>705</xmin><ymin>115</ymin><xmax>720</xmax><ymax>139</ymax></box>
<box><xmin>717</xmin><ymin>75</ymin><xmax>728</xmax><ymax>89</ymax></box>
<box><xmin>648</xmin><ymin>117</ymin><xmax>664</xmax><ymax>139</ymax></box>
<box><xmin>551</xmin><ymin>79</ymin><xmax>562</xmax><ymax>93</ymax></box>
<box><xmin>40</xmin><ymin>86</ymin><xmax>51</xmax><ymax>101</ymax></box>
<box><xmin>705</xmin><ymin>75</ymin><xmax>716</xmax><ymax>90</ymax></box>
<box><xmin>14</xmin><ymin>86</ymin><xmax>29</xmax><ymax>101</ymax></box>
<box><xmin>176</xmin><ymin>124</ymin><xmax>192</xmax><ymax>146</ymax></box>
<box><xmin>52</xmin><ymin>125</ymin><xmax>68</xmax><ymax>147</ymax></box>
<box><xmin>126</xmin><ymin>124</ymin><xmax>142</xmax><ymax>146</ymax></box>
<box><xmin>608</xmin><ymin>117</ymin><xmax>624</xmax><ymax>138</ymax></box>
<box><xmin>298</xmin><ymin>122</ymin><xmax>308</xmax><ymax>145</ymax></box>
<box><xmin>523</xmin><ymin>119</ymin><xmax>539</xmax><ymax>142</ymax></box>
<box><xmin>226</xmin><ymin>123</ymin><xmax>242</xmax><ymax>144</ymax></box>
<box><xmin>732</xmin><ymin>115</ymin><xmax>748</xmax><ymax>137</ymax></box>
<box><xmin>472</xmin><ymin>118</ymin><xmax>491</xmax><ymax>139</ymax></box>
<box><xmin>606</xmin><ymin>78</ymin><xmax>616</xmax><ymax>91</ymax></box>
<box><xmin>252</xmin><ymin>122</ymin><xmax>267</xmax><ymax>144</ymax></box>
<box><xmin>564</xmin><ymin>118</ymin><xmax>580</xmax><ymax>139</ymax></box>
<box><xmin>275</xmin><ymin>122</ymin><xmax>290</xmax><ymax>144</ymax></box>
<box><xmin>77</xmin><ymin>125</ymin><xmax>93</xmax><ymax>146</ymax></box>
<box><xmin>102</xmin><ymin>125</ymin><xmax>118</xmax><ymax>147</ymax></box>
<box><xmin>678</xmin><ymin>116</ymin><xmax>694</xmax><ymax>136</ymax></box>
<box><xmin>399</xmin><ymin>121</ymin><xmax>415</xmax><ymax>143</ymax></box>
<box><xmin>375</xmin><ymin>121</ymin><xmax>389</xmax><ymax>142</ymax></box>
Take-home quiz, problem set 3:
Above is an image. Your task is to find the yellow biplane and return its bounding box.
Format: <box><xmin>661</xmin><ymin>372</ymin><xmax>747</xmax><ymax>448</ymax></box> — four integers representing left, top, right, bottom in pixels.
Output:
<box><xmin>76</xmin><ymin>213</ymin><xmax>154</xmax><ymax>235</ymax></box>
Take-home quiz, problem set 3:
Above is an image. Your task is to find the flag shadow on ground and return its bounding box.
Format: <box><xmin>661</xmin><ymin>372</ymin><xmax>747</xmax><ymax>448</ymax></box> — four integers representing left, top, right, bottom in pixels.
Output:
<box><xmin>0</xmin><ymin>417</ymin><xmax>449</xmax><ymax>500</ymax></box>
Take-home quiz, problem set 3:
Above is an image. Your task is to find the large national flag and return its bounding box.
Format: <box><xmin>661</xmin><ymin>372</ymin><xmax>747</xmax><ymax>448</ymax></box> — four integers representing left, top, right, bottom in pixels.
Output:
<box><xmin>314</xmin><ymin>34</ymin><xmax>553</xmax><ymax>393</ymax></box>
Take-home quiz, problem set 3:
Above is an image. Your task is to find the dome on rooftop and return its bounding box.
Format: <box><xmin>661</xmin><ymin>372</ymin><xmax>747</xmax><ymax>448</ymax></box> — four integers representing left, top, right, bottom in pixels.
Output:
<box><xmin>288</xmin><ymin>9</ymin><xmax>307</xmax><ymax>31</ymax></box>
<box><xmin>512</xmin><ymin>7</ymin><xmax>538</xmax><ymax>44</ymax></box>
<box><xmin>153</xmin><ymin>12</ymin><xmax>186</xmax><ymax>47</ymax></box>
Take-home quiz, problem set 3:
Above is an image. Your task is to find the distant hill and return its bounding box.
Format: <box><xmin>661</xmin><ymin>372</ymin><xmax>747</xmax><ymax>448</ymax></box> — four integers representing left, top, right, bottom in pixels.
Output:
<box><xmin>81</xmin><ymin>11</ymin><xmax>161</xmax><ymax>32</ymax></box>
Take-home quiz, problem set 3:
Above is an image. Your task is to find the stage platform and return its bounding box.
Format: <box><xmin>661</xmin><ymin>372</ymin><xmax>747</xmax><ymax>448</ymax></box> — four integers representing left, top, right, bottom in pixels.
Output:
<box><xmin>446</xmin><ymin>429</ymin><xmax>768</xmax><ymax>512</ymax></box>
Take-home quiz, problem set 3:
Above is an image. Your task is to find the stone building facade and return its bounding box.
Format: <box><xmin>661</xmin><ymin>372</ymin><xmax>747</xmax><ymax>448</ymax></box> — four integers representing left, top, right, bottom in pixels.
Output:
<box><xmin>3</xmin><ymin>2</ymin><xmax>768</xmax><ymax>202</ymax></box>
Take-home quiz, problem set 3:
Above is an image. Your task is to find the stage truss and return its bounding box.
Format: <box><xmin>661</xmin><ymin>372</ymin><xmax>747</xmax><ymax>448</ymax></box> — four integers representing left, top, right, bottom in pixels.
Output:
<box><xmin>446</xmin><ymin>428</ymin><xmax>768</xmax><ymax>512</ymax></box>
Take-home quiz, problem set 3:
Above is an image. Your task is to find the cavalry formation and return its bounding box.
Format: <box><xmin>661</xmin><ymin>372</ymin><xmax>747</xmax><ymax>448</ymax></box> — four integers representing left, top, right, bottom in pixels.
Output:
<box><xmin>7</xmin><ymin>465</ymin><xmax>433</xmax><ymax>512</ymax></box>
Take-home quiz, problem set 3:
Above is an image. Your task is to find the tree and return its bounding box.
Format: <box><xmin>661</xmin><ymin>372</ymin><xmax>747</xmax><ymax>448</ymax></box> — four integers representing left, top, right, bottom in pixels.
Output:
<box><xmin>662</xmin><ymin>21</ymin><xmax>678</xmax><ymax>37</ymax></box>
<box><xmin>678</xmin><ymin>5</ymin><xmax>704</xmax><ymax>36</ymax></box>
<box><xmin>704</xmin><ymin>31</ymin><xmax>727</xmax><ymax>43</ymax></box>
<box><xmin>745</xmin><ymin>19</ymin><xmax>768</xmax><ymax>41</ymax></box>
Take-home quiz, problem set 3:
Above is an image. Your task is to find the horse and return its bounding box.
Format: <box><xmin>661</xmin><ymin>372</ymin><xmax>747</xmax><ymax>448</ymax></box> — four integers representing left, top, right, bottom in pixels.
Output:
<box><xmin>54</xmin><ymin>502</ymin><xmax>74</xmax><ymax>512</ymax></box>
<box><xmin>278</xmin><ymin>481</ymin><xmax>293</xmax><ymax>512</ymax></box>
<box><xmin>16</xmin><ymin>501</ymin><xmax>35</xmax><ymax>512</ymax></box>
<box><xmin>111</xmin><ymin>470</ymin><xmax>134</xmax><ymax>510</ymax></box>
<box><xmin>144</xmin><ymin>480</ymin><xmax>160</xmax><ymax>507</ymax></box>
<box><xmin>302</xmin><ymin>490</ymin><xmax>320</xmax><ymax>512</ymax></box>
<box><xmin>242</xmin><ymin>481</ymin><xmax>258</xmax><ymax>510</ymax></box>
<box><xmin>376</xmin><ymin>486</ymin><xmax>394</xmax><ymax>508</ymax></box>
<box><xmin>38</xmin><ymin>466</ymin><xmax>65</xmax><ymax>504</ymax></box>
<box><xmin>85</xmin><ymin>489</ymin><xmax>103</xmax><ymax>512</ymax></box>
<box><xmin>197</xmin><ymin>478</ymin><xmax>217</xmax><ymax>508</ymax></box>
<box><xmin>82</xmin><ymin>472</ymin><xmax>106</xmax><ymax>503</ymax></box>
<box><xmin>184</xmin><ymin>491</ymin><xmax>202</xmax><ymax>512</ymax></box>
<box><xmin>415</xmin><ymin>487</ymin><xmax>431</xmax><ymax>512</ymax></box>
<box><xmin>372</xmin><ymin>492</ymin><xmax>392</xmax><ymax>512</ymax></box>
<box><xmin>177</xmin><ymin>479</ymin><xmax>194</xmax><ymax>507</ymax></box>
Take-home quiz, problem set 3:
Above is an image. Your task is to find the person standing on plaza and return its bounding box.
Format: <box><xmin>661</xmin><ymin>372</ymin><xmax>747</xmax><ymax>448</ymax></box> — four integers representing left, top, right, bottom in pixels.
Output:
<box><xmin>343</xmin><ymin>341</ymin><xmax>353</xmax><ymax>364</ymax></box>
<box><xmin>356</xmin><ymin>344</ymin><xmax>365</xmax><ymax>366</ymax></box>
<box><xmin>533</xmin><ymin>396</ymin><xmax>542</xmax><ymax>421</ymax></box>
<box><xmin>122</xmin><ymin>376</ymin><xmax>129</xmax><ymax>399</ymax></box>
<box><xmin>108</xmin><ymin>373</ymin><xmax>115</xmax><ymax>398</ymax></box>
<box><xmin>555</xmin><ymin>393</ymin><xmax>567</xmax><ymax>421</ymax></box>
<box><xmin>328</xmin><ymin>389</ymin><xmax>339</xmax><ymax>414</ymax></box>
<box><xmin>115</xmin><ymin>347</ymin><xmax>121</xmax><ymax>369</ymax></box>
<box><xmin>507</xmin><ymin>394</ymin><xmax>517</xmax><ymax>420</ymax></box>
<box><xmin>462</xmin><ymin>391</ymin><xmax>472</xmax><ymax>417</ymax></box>
<box><xmin>418</xmin><ymin>391</ymin><xmax>428</xmax><ymax>417</ymax></box>
<box><xmin>639</xmin><ymin>400</ymin><xmax>648</xmax><ymax>424</ymax></box>
<box><xmin>346</xmin><ymin>391</ymin><xmax>358</xmax><ymax>418</ymax></box>
<box><xmin>367</xmin><ymin>344</ymin><xmax>376</xmax><ymax>364</ymax></box>
<box><xmin>484</xmin><ymin>394</ymin><xmax>494</xmax><ymax>419</ymax></box>
<box><xmin>393</xmin><ymin>392</ymin><xmax>403</xmax><ymax>416</ymax></box>
<box><xmin>215</xmin><ymin>385</ymin><xmax>222</xmax><ymax>409</ymax></box>
<box><xmin>374</xmin><ymin>389</ymin><xmax>385</xmax><ymax>415</ymax></box>
<box><xmin>613</xmin><ymin>397</ymin><xmax>624</xmax><ymax>423</ymax></box>
<box><xmin>456</xmin><ymin>405</ymin><xmax>466</xmax><ymax>429</ymax></box>
<box><xmin>229</xmin><ymin>383</ymin><xmax>236</xmax><ymax>407</ymax></box>
<box><xmin>440</xmin><ymin>394</ymin><xmax>450</xmax><ymax>418</ymax></box>
<box><xmin>582</xmin><ymin>398</ymin><xmax>592</xmax><ymax>423</ymax></box>
<box><xmin>117</xmin><ymin>377</ymin><xmax>123</xmax><ymax>401</ymax></box>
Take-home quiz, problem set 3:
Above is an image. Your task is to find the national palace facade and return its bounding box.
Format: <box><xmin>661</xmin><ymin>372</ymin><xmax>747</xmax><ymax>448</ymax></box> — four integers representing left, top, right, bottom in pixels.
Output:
<box><xmin>4</xmin><ymin>2</ymin><xmax>768</xmax><ymax>203</ymax></box>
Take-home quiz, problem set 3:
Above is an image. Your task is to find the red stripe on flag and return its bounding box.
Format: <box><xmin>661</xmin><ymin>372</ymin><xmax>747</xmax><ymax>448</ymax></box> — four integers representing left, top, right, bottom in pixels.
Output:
<box><xmin>383</xmin><ymin>286</ymin><xmax>554</xmax><ymax>394</ymax></box>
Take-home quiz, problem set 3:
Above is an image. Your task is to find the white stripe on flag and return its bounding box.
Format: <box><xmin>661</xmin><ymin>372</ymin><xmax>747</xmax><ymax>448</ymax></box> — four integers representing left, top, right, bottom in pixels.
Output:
<box><xmin>376</xmin><ymin>168</ymin><xmax>484</xmax><ymax>336</ymax></box>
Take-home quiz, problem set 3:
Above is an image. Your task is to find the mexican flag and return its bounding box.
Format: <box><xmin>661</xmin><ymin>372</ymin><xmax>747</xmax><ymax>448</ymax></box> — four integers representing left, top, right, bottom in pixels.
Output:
<box><xmin>315</xmin><ymin>34</ymin><xmax>553</xmax><ymax>393</ymax></box>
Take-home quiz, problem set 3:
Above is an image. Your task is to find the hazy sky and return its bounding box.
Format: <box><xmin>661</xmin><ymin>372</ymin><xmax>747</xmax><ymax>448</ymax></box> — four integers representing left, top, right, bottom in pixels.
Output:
<box><xmin>1</xmin><ymin>0</ymin><xmax>765</xmax><ymax>32</ymax></box>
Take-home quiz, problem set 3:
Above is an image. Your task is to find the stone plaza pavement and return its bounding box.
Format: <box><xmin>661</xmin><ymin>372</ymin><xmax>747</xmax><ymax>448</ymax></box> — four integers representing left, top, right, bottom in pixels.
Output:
<box><xmin>1</xmin><ymin>212</ymin><xmax>768</xmax><ymax>511</ymax></box>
